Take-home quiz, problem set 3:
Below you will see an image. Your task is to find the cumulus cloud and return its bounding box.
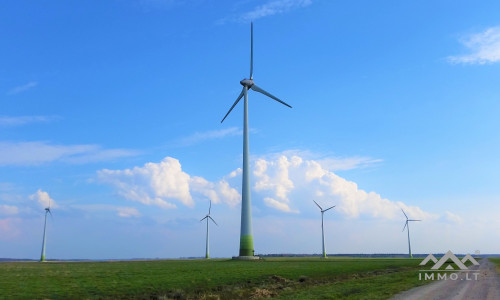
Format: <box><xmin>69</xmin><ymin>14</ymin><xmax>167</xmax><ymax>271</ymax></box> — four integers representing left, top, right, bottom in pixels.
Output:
<box><xmin>0</xmin><ymin>141</ymin><xmax>138</xmax><ymax>166</ymax></box>
<box><xmin>97</xmin><ymin>157</ymin><xmax>241</xmax><ymax>209</ymax></box>
<box><xmin>7</xmin><ymin>81</ymin><xmax>38</xmax><ymax>95</ymax></box>
<box><xmin>253</xmin><ymin>153</ymin><xmax>435</xmax><ymax>220</ymax></box>
<box><xmin>96</xmin><ymin>153</ymin><xmax>433</xmax><ymax>220</ymax></box>
<box><xmin>0</xmin><ymin>204</ymin><xmax>18</xmax><ymax>215</ymax></box>
<box><xmin>29</xmin><ymin>189</ymin><xmax>57</xmax><ymax>209</ymax></box>
<box><xmin>218</xmin><ymin>0</ymin><xmax>312</xmax><ymax>24</ymax></box>
<box><xmin>448</xmin><ymin>26</ymin><xmax>500</xmax><ymax>64</ymax></box>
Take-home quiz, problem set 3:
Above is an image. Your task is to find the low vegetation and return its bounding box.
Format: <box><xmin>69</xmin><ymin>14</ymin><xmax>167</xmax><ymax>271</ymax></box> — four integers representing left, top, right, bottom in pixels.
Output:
<box><xmin>490</xmin><ymin>257</ymin><xmax>500</xmax><ymax>274</ymax></box>
<box><xmin>0</xmin><ymin>257</ymin><xmax>433</xmax><ymax>299</ymax></box>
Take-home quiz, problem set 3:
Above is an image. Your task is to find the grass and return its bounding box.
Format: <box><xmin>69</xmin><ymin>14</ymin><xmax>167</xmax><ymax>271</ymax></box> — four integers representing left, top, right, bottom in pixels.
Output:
<box><xmin>490</xmin><ymin>257</ymin><xmax>500</xmax><ymax>274</ymax></box>
<box><xmin>0</xmin><ymin>257</ymin><xmax>432</xmax><ymax>299</ymax></box>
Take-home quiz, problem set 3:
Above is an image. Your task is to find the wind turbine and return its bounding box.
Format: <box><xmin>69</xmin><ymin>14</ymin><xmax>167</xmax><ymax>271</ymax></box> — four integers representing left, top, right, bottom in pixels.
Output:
<box><xmin>221</xmin><ymin>22</ymin><xmax>292</xmax><ymax>258</ymax></box>
<box><xmin>313</xmin><ymin>200</ymin><xmax>335</xmax><ymax>258</ymax></box>
<box><xmin>200</xmin><ymin>200</ymin><xmax>218</xmax><ymax>259</ymax></box>
<box><xmin>401</xmin><ymin>208</ymin><xmax>421</xmax><ymax>258</ymax></box>
<box><xmin>40</xmin><ymin>199</ymin><xmax>52</xmax><ymax>262</ymax></box>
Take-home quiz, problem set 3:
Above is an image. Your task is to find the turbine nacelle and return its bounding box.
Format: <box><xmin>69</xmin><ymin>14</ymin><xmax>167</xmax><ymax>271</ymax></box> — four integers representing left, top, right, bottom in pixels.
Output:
<box><xmin>240</xmin><ymin>78</ymin><xmax>254</xmax><ymax>89</ymax></box>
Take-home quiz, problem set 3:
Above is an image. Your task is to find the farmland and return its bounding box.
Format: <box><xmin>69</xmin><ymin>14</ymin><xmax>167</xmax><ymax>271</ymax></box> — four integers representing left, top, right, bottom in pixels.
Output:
<box><xmin>0</xmin><ymin>257</ymin><xmax>436</xmax><ymax>299</ymax></box>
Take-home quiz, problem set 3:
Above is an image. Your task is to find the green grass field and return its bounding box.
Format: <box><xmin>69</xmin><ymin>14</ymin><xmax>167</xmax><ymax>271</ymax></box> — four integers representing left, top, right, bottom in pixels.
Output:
<box><xmin>491</xmin><ymin>257</ymin><xmax>500</xmax><ymax>274</ymax></box>
<box><xmin>0</xmin><ymin>257</ymin><xmax>434</xmax><ymax>299</ymax></box>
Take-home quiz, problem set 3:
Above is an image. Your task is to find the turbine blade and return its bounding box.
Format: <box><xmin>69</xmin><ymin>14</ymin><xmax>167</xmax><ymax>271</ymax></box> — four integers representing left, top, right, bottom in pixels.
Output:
<box><xmin>323</xmin><ymin>205</ymin><xmax>336</xmax><ymax>212</ymax></box>
<box><xmin>221</xmin><ymin>88</ymin><xmax>245</xmax><ymax>123</ymax></box>
<box><xmin>409</xmin><ymin>219</ymin><xmax>421</xmax><ymax>222</ymax></box>
<box><xmin>209</xmin><ymin>200</ymin><xmax>212</xmax><ymax>215</ymax></box>
<box><xmin>313</xmin><ymin>200</ymin><xmax>322</xmax><ymax>210</ymax></box>
<box><xmin>200</xmin><ymin>216</ymin><xmax>208</xmax><ymax>222</ymax></box>
<box><xmin>401</xmin><ymin>208</ymin><xmax>408</xmax><ymax>220</ymax></box>
<box><xmin>251</xmin><ymin>84</ymin><xmax>292</xmax><ymax>108</ymax></box>
<box><xmin>250</xmin><ymin>22</ymin><xmax>253</xmax><ymax>79</ymax></box>
<box><xmin>209</xmin><ymin>216</ymin><xmax>218</xmax><ymax>226</ymax></box>
<box><xmin>402</xmin><ymin>221</ymin><xmax>408</xmax><ymax>232</ymax></box>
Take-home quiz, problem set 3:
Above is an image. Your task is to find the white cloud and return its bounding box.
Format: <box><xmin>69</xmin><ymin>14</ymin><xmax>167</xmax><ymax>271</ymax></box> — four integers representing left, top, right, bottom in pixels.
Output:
<box><xmin>29</xmin><ymin>189</ymin><xmax>57</xmax><ymax>209</ymax></box>
<box><xmin>241</xmin><ymin>0</ymin><xmax>312</xmax><ymax>22</ymax></box>
<box><xmin>7</xmin><ymin>81</ymin><xmax>38</xmax><ymax>95</ymax></box>
<box><xmin>96</xmin><ymin>157</ymin><xmax>241</xmax><ymax>209</ymax></box>
<box><xmin>0</xmin><ymin>115</ymin><xmax>58</xmax><ymax>127</ymax></box>
<box><xmin>448</xmin><ymin>26</ymin><xmax>500</xmax><ymax>64</ymax></box>
<box><xmin>218</xmin><ymin>0</ymin><xmax>312</xmax><ymax>24</ymax></box>
<box><xmin>444</xmin><ymin>211</ymin><xmax>463</xmax><ymax>224</ymax></box>
<box><xmin>96</xmin><ymin>152</ymin><xmax>433</xmax><ymax>220</ymax></box>
<box><xmin>228</xmin><ymin>168</ymin><xmax>242</xmax><ymax>178</ymax></box>
<box><xmin>253</xmin><ymin>153</ymin><xmax>435</xmax><ymax>220</ymax></box>
<box><xmin>318</xmin><ymin>157</ymin><xmax>383</xmax><ymax>171</ymax></box>
<box><xmin>72</xmin><ymin>204</ymin><xmax>142</xmax><ymax>218</ymax></box>
<box><xmin>176</xmin><ymin>127</ymin><xmax>241</xmax><ymax>146</ymax></box>
<box><xmin>117</xmin><ymin>207</ymin><xmax>141</xmax><ymax>218</ymax></box>
<box><xmin>0</xmin><ymin>204</ymin><xmax>19</xmax><ymax>215</ymax></box>
<box><xmin>0</xmin><ymin>141</ymin><xmax>138</xmax><ymax>166</ymax></box>
<box><xmin>264</xmin><ymin>197</ymin><xmax>298</xmax><ymax>213</ymax></box>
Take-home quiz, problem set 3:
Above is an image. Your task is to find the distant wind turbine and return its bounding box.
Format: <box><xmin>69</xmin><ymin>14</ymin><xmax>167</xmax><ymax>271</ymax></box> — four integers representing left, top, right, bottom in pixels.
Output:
<box><xmin>313</xmin><ymin>200</ymin><xmax>335</xmax><ymax>258</ymax></box>
<box><xmin>40</xmin><ymin>199</ymin><xmax>52</xmax><ymax>262</ymax></box>
<box><xmin>221</xmin><ymin>22</ymin><xmax>292</xmax><ymax>259</ymax></box>
<box><xmin>200</xmin><ymin>200</ymin><xmax>218</xmax><ymax>259</ymax></box>
<box><xmin>401</xmin><ymin>208</ymin><xmax>421</xmax><ymax>258</ymax></box>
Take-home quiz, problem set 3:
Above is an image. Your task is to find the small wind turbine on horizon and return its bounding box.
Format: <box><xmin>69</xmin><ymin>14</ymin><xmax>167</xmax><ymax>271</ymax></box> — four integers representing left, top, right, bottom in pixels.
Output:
<box><xmin>401</xmin><ymin>208</ymin><xmax>421</xmax><ymax>258</ymax></box>
<box><xmin>313</xmin><ymin>200</ymin><xmax>335</xmax><ymax>258</ymax></box>
<box><xmin>221</xmin><ymin>22</ymin><xmax>292</xmax><ymax>258</ymax></box>
<box><xmin>40</xmin><ymin>199</ymin><xmax>52</xmax><ymax>262</ymax></box>
<box><xmin>200</xmin><ymin>200</ymin><xmax>218</xmax><ymax>259</ymax></box>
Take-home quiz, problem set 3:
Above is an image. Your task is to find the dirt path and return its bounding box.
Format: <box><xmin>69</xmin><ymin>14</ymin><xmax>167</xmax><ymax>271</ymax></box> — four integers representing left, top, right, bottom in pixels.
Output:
<box><xmin>390</xmin><ymin>258</ymin><xmax>500</xmax><ymax>300</ymax></box>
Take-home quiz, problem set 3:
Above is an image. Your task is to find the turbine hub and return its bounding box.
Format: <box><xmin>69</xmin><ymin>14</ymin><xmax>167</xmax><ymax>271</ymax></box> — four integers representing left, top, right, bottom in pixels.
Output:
<box><xmin>240</xmin><ymin>78</ymin><xmax>254</xmax><ymax>89</ymax></box>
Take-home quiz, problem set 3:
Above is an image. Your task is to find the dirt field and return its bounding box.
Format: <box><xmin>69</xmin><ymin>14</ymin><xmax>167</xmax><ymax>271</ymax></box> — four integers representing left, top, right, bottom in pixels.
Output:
<box><xmin>390</xmin><ymin>258</ymin><xmax>500</xmax><ymax>300</ymax></box>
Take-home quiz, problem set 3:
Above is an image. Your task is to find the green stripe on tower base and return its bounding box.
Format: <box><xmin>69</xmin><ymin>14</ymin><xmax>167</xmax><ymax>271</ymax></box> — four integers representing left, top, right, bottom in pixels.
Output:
<box><xmin>239</xmin><ymin>235</ymin><xmax>254</xmax><ymax>256</ymax></box>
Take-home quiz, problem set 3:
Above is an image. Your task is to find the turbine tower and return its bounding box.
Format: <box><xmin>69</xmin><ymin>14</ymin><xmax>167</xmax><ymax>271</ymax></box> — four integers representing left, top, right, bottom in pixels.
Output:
<box><xmin>401</xmin><ymin>208</ymin><xmax>421</xmax><ymax>258</ymax></box>
<box><xmin>40</xmin><ymin>200</ymin><xmax>52</xmax><ymax>262</ymax></box>
<box><xmin>200</xmin><ymin>200</ymin><xmax>218</xmax><ymax>259</ymax></box>
<box><xmin>221</xmin><ymin>23</ymin><xmax>292</xmax><ymax>258</ymax></box>
<box><xmin>313</xmin><ymin>200</ymin><xmax>335</xmax><ymax>258</ymax></box>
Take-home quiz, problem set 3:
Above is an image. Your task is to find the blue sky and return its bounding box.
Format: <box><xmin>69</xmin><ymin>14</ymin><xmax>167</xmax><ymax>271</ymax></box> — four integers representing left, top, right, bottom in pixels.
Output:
<box><xmin>1</xmin><ymin>0</ymin><xmax>500</xmax><ymax>259</ymax></box>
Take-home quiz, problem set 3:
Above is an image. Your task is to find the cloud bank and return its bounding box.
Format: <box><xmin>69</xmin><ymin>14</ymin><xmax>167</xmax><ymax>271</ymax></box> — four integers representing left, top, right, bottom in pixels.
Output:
<box><xmin>252</xmin><ymin>154</ymin><xmax>433</xmax><ymax>220</ymax></box>
<box><xmin>448</xmin><ymin>26</ymin><xmax>500</xmax><ymax>64</ymax></box>
<box><xmin>97</xmin><ymin>157</ymin><xmax>241</xmax><ymax>209</ymax></box>
<box><xmin>98</xmin><ymin>153</ymin><xmax>434</xmax><ymax>221</ymax></box>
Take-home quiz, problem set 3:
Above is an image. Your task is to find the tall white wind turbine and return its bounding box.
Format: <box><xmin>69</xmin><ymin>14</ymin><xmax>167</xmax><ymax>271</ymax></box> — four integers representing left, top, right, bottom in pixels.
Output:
<box><xmin>40</xmin><ymin>199</ymin><xmax>52</xmax><ymax>262</ymax></box>
<box><xmin>401</xmin><ymin>208</ymin><xmax>421</xmax><ymax>258</ymax></box>
<box><xmin>313</xmin><ymin>200</ymin><xmax>335</xmax><ymax>258</ymax></box>
<box><xmin>221</xmin><ymin>23</ymin><xmax>292</xmax><ymax>259</ymax></box>
<box><xmin>200</xmin><ymin>200</ymin><xmax>218</xmax><ymax>259</ymax></box>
